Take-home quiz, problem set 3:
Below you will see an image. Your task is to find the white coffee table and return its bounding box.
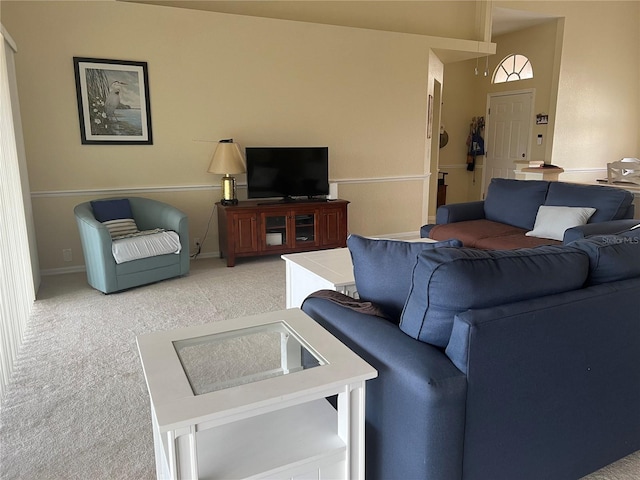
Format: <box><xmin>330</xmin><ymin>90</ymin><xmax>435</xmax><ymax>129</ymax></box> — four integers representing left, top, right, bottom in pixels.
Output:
<box><xmin>137</xmin><ymin>308</ymin><xmax>377</xmax><ymax>480</ymax></box>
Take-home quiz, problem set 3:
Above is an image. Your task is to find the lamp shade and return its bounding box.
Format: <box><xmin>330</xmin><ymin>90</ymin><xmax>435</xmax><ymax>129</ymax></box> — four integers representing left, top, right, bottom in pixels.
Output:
<box><xmin>207</xmin><ymin>140</ymin><xmax>245</xmax><ymax>175</ymax></box>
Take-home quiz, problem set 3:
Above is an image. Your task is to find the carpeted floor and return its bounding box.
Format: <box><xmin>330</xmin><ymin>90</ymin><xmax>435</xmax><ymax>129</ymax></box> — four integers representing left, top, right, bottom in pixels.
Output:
<box><xmin>0</xmin><ymin>256</ymin><xmax>285</xmax><ymax>479</ymax></box>
<box><xmin>0</xmin><ymin>255</ymin><xmax>638</xmax><ymax>479</ymax></box>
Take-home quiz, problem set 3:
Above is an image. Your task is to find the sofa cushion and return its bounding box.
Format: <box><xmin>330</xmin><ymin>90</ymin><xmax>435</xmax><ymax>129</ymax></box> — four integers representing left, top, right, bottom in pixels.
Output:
<box><xmin>545</xmin><ymin>182</ymin><xmax>633</xmax><ymax>222</ymax></box>
<box><xmin>473</xmin><ymin>234</ymin><xmax>560</xmax><ymax>250</ymax></box>
<box><xmin>91</xmin><ymin>198</ymin><xmax>133</xmax><ymax>222</ymax></box>
<box><xmin>91</xmin><ymin>198</ymin><xmax>139</xmax><ymax>238</ymax></box>
<box><xmin>399</xmin><ymin>246</ymin><xmax>590</xmax><ymax>348</ymax></box>
<box><xmin>569</xmin><ymin>233</ymin><xmax>640</xmax><ymax>285</ymax></box>
<box><xmin>429</xmin><ymin>220</ymin><xmax>525</xmax><ymax>248</ymax></box>
<box><xmin>484</xmin><ymin>179</ymin><xmax>549</xmax><ymax>230</ymax></box>
<box><xmin>525</xmin><ymin>205</ymin><xmax>596</xmax><ymax>241</ymax></box>
<box><xmin>347</xmin><ymin>235</ymin><xmax>462</xmax><ymax>320</ymax></box>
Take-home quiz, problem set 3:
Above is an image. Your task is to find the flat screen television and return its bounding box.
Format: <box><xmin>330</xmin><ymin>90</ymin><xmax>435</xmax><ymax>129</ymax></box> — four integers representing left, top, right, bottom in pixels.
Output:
<box><xmin>246</xmin><ymin>147</ymin><xmax>329</xmax><ymax>200</ymax></box>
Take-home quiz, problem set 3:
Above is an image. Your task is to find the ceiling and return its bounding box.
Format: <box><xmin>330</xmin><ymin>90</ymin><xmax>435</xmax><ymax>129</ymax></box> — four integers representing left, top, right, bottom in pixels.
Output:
<box><xmin>491</xmin><ymin>6</ymin><xmax>556</xmax><ymax>37</ymax></box>
<box><xmin>122</xmin><ymin>1</ymin><xmax>558</xmax><ymax>41</ymax></box>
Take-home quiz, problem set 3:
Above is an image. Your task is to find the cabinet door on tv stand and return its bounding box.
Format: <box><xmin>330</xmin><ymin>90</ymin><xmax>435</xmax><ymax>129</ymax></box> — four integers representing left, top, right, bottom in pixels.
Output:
<box><xmin>233</xmin><ymin>212</ymin><xmax>259</xmax><ymax>254</ymax></box>
<box><xmin>260</xmin><ymin>211</ymin><xmax>290</xmax><ymax>251</ymax></box>
<box><xmin>321</xmin><ymin>205</ymin><xmax>347</xmax><ymax>246</ymax></box>
<box><xmin>292</xmin><ymin>207</ymin><xmax>321</xmax><ymax>249</ymax></box>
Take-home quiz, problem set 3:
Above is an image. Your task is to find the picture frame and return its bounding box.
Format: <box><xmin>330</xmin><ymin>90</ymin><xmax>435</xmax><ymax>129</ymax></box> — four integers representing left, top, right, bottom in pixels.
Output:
<box><xmin>427</xmin><ymin>94</ymin><xmax>433</xmax><ymax>139</ymax></box>
<box><xmin>536</xmin><ymin>114</ymin><xmax>549</xmax><ymax>125</ymax></box>
<box><xmin>73</xmin><ymin>57</ymin><xmax>153</xmax><ymax>145</ymax></box>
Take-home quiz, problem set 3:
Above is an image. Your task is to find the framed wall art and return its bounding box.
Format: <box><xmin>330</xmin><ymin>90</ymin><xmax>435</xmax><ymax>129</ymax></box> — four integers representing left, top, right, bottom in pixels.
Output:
<box><xmin>536</xmin><ymin>113</ymin><xmax>549</xmax><ymax>125</ymax></box>
<box><xmin>427</xmin><ymin>94</ymin><xmax>433</xmax><ymax>139</ymax></box>
<box><xmin>73</xmin><ymin>57</ymin><xmax>153</xmax><ymax>145</ymax></box>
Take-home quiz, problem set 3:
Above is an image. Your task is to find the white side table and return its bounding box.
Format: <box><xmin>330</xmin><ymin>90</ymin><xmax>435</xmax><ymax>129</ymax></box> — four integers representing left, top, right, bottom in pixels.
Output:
<box><xmin>282</xmin><ymin>248</ymin><xmax>356</xmax><ymax>309</ymax></box>
<box><xmin>137</xmin><ymin>308</ymin><xmax>377</xmax><ymax>480</ymax></box>
<box><xmin>514</xmin><ymin>160</ymin><xmax>564</xmax><ymax>181</ymax></box>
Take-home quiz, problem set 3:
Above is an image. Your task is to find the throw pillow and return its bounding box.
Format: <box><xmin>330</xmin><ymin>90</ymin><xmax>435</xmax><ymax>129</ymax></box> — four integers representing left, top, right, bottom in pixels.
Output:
<box><xmin>103</xmin><ymin>219</ymin><xmax>139</xmax><ymax>238</ymax></box>
<box><xmin>570</xmin><ymin>234</ymin><xmax>640</xmax><ymax>285</ymax></box>
<box><xmin>399</xmin><ymin>246</ymin><xmax>589</xmax><ymax>348</ymax></box>
<box><xmin>525</xmin><ymin>205</ymin><xmax>596</xmax><ymax>241</ymax></box>
<box><xmin>90</xmin><ymin>199</ymin><xmax>139</xmax><ymax>238</ymax></box>
<box><xmin>347</xmin><ymin>235</ymin><xmax>463</xmax><ymax>321</ymax></box>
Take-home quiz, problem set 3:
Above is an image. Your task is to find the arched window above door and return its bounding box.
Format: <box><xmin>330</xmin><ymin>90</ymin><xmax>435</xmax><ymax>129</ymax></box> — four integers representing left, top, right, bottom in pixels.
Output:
<box><xmin>492</xmin><ymin>54</ymin><xmax>533</xmax><ymax>83</ymax></box>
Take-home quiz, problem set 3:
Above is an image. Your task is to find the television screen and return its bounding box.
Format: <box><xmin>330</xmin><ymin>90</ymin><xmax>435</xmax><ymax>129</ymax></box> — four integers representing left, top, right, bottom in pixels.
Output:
<box><xmin>246</xmin><ymin>147</ymin><xmax>329</xmax><ymax>200</ymax></box>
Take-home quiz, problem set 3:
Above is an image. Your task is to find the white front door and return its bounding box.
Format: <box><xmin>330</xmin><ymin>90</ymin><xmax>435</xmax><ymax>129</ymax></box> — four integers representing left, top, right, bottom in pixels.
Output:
<box><xmin>482</xmin><ymin>90</ymin><xmax>534</xmax><ymax>197</ymax></box>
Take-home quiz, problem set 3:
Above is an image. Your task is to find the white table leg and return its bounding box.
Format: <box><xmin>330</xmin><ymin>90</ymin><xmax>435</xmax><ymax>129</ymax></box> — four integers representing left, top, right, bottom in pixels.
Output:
<box><xmin>166</xmin><ymin>426</ymin><xmax>198</xmax><ymax>480</ymax></box>
<box><xmin>151</xmin><ymin>407</ymin><xmax>171</xmax><ymax>480</ymax></box>
<box><xmin>280</xmin><ymin>331</ymin><xmax>302</xmax><ymax>373</ymax></box>
<box><xmin>337</xmin><ymin>285</ymin><xmax>358</xmax><ymax>299</ymax></box>
<box><xmin>337</xmin><ymin>381</ymin><xmax>367</xmax><ymax>480</ymax></box>
<box><xmin>285</xmin><ymin>261</ymin><xmax>294</xmax><ymax>309</ymax></box>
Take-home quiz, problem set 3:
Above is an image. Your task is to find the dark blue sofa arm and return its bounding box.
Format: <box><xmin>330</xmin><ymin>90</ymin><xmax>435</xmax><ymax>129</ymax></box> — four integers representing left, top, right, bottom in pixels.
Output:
<box><xmin>564</xmin><ymin>219</ymin><xmax>640</xmax><ymax>243</ymax></box>
<box><xmin>420</xmin><ymin>223</ymin><xmax>435</xmax><ymax>237</ymax></box>
<box><xmin>445</xmin><ymin>280</ymin><xmax>640</xmax><ymax>480</ymax></box>
<box><xmin>301</xmin><ymin>296</ymin><xmax>467</xmax><ymax>480</ymax></box>
<box><xmin>421</xmin><ymin>201</ymin><xmax>486</xmax><ymax>238</ymax></box>
<box><xmin>436</xmin><ymin>200</ymin><xmax>486</xmax><ymax>224</ymax></box>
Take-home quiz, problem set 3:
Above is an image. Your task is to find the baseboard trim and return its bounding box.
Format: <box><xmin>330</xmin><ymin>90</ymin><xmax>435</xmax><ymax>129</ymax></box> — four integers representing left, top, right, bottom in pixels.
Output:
<box><xmin>369</xmin><ymin>231</ymin><xmax>423</xmax><ymax>240</ymax></box>
<box><xmin>41</xmin><ymin>265</ymin><xmax>86</xmax><ymax>276</ymax></box>
<box><xmin>438</xmin><ymin>163</ymin><xmax>484</xmax><ymax>170</ymax></box>
<box><xmin>190</xmin><ymin>251</ymin><xmax>220</xmax><ymax>260</ymax></box>
<box><xmin>41</xmin><ymin>252</ymin><xmax>223</xmax><ymax>276</ymax></box>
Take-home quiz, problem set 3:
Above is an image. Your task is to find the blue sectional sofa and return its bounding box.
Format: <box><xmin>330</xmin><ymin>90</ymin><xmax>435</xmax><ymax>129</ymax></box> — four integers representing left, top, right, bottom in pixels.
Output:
<box><xmin>421</xmin><ymin>179</ymin><xmax>636</xmax><ymax>249</ymax></box>
<box><xmin>301</xmin><ymin>231</ymin><xmax>640</xmax><ymax>480</ymax></box>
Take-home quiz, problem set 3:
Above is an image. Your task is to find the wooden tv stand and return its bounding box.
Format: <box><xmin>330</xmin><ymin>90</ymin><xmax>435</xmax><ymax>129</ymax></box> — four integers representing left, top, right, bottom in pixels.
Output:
<box><xmin>217</xmin><ymin>199</ymin><xmax>349</xmax><ymax>267</ymax></box>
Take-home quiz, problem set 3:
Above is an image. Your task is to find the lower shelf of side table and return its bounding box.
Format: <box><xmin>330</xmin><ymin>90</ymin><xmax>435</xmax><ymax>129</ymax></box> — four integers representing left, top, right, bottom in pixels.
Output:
<box><xmin>195</xmin><ymin>398</ymin><xmax>346</xmax><ymax>479</ymax></box>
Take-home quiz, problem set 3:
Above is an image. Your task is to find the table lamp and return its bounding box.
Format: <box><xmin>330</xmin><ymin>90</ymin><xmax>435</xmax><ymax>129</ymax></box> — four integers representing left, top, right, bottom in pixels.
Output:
<box><xmin>207</xmin><ymin>139</ymin><xmax>246</xmax><ymax>205</ymax></box>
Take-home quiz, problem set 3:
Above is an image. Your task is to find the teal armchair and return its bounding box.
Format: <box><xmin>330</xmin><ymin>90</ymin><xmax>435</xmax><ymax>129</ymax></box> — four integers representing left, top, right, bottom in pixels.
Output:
<box><xmin>74</xmin><ymin>197</ymin><xmax>190</xmax><ymax>293</ymax></box>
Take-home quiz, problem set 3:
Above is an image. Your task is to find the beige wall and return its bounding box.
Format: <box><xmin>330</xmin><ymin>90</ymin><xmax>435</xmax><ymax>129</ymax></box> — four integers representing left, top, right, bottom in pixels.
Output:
<box><xmin>3</xmin><ymin>0</ymin><xmax>639</xmax><ymax>272</ymax></box>
<box><xmin>2</xmin><ymin>0</ymin><xmax>446</xmax><ymax>271</ymax></box>
<box><xmin>489</xmin><ymin>20</ymin><xmax>561</xmax><ymax>165</ymax></box>
<box><xmin>441</xmin><ymin>19</ymin><xmax>562</xmax><ymax>203</ymax></box>
<box><xmin>439</xmin><ymin>59</ymin><xmax>486</xmax><ymax>205</ymax></box>
<box><xmin>426</xmin><ymin>51</ymin><xmax>445</xmax><ymax>220</ymax></box>
<box><xmin>496</xmin><ymin>0</ymin><xmax>640</xmax><ymax>182</ymax></box>
<box><xmin>441</xmin><ymin>1</ymin><xmax>639</xmax><ymax>203</ymax></box>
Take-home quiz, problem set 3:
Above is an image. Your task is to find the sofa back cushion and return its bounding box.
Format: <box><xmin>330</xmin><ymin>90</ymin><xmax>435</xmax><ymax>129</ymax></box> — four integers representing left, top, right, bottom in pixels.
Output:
<box><xmin>347</xmin><ymin>235</ymin><xmax>462</xmax><ymax>320</ymax></box>
<box><xmin>399</xmin><ymin>246</ymin><xmax>590</xmax><ymax>348</ymax></box>
<box><xmin>545</xmin><ymin>182</ymin><xmax>634</xmax><ymax>222</ymax></box>
<box><xmin>569</xmin><ymin>232</ymin><xmax>640</xmax><ymax>285</ymax></box>
<box><xmin>484</xmin><ymin>179</ymin><xmax>550</xmax><ymax>230</ymax></box>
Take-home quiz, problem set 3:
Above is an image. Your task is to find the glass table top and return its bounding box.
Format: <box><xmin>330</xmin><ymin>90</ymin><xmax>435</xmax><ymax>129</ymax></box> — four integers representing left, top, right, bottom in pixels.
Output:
<box><xmin>173</xmin><ymin>321</ymin><xmax>326</xmax><ymax>395</ymax></box>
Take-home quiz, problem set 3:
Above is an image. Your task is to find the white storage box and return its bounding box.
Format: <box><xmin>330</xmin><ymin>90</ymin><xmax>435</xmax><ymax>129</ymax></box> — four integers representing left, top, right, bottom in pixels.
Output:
<box><xmin>266</xmin><ymin>233</ymin><xmax>283</xmax><ymax>246</ymax></box>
